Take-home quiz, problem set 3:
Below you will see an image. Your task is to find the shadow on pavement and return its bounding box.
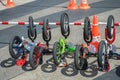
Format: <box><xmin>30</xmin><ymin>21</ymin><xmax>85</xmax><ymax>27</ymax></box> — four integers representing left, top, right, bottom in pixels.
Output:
<box><xmin>80</xmin><ymin>60</ymin><xmax>98</xmax><ymax>77</ymax></box>
<box><xmin>41</xmin><ymin>57</ymin><xmax>57</xmax><ymax>73</ymax></box>
<box><xmin>0</xmin><ymin>58</ymin><xmax>16</xmax><ymax>68</ymax></box>
<box><xmin>0</xmin><ymin>57</ymin><xmax>33</xmax><ymax>71</ymax></box>
<box><xmin>80</xmin><ymin>65</ymin><xmax>98</xmax><ymax>77</ymax></box>
<box><xmin>116</xmin><ymin>66</ymin><xmax>120</xmax><ymax>77</ymax></box>
<box><xmin>61</xmin><ymin>62</ymin><xmax>78</xmax><ymax>76</ymax></box>
<box><xmin>0</xmin><ymin>0</ymin><xmax>120</xmax><ymax>79</ymax></box>
<box><xmin>22</xmin><ymin>61</ymin><xmax>33</xmax><ymax>71</ymax></box>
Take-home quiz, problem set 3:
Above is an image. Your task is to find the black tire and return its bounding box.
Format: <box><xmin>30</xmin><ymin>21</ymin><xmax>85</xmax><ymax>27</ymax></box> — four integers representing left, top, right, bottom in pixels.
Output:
<box><xmin>74</xmin><ymin>45</ymin><xmax>88</xmax><ymax>70</ymax></box>
<box><xmin>9</xmin><ymin>36</ymin><xmax>22</xmax><ymax>59</ymax></box>
<box><xmin>53</xmin><ymin>42</ymin><xmax>62</xmax><ymax>65</ymax></box>
<box><xmin>42</xmin><ymin>18</ymin><xmax>51</xmax><ymax>42</ymax></box>
<box><xmin>60</xmin><ymin>13</ymin><xmax>70</xmax><ymax>38</ymax></box>
<box><xmin>28</xmin><ymin>16</ymin><xmax>35</xmax><ymax>37</ymax></box>
<box><xmin>28</xmin><ymin>29</ymin><xmax>37</xmax><ymax>42</ymax></box>
<box><xmin>29</xmin><ymin>46</ymin><xmax>41</xmax><ymax>70</ymax></box>
<box><xmin>107</xmin><ymin>15</ymin><xmax>114</xmax><ymax>39</ymax></box>
<box><xmin>97</xmin><ymin>40</ymin><xmax>109</xmax><ymax>71</ymax></box>
<box><xmin>83</xmin><ymin>17</ymin><xmax>92</xmax><ymax>43</ymax></box>
<box><xmin>28</xmin><ymin>16</ymin><xmax>37</xmax><ymax>41</ymax></box>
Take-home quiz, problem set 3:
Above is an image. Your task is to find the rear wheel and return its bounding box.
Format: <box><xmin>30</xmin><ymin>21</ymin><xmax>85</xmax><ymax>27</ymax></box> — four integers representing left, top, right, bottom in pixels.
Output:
<box><xmin>29</xmin><ymin>46</ymin><xmax>41</xmax><ymax>70</ymax></box>
<box><xmin>9</xmin><ymin>36</ymin><xmax>22</xmax><ymax>59</ymax></box>
<box><xmin>74</xmin><ymin>45</ymin><xmax>88</xmax><ymax>70</ymax></box>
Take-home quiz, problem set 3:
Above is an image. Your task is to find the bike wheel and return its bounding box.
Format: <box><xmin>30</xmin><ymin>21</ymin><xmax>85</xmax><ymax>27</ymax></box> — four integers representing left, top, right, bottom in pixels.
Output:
<box><xmin>9</xmin><ymin>36</ymin><xmax>22</xmax><ymax>59</ymax></box>
<box><xmin>97</xmin><ymin>40</ymin><xmax>109</xmax><ymax>71</ymax></box>
<box><xmin>74</xmin><ymin>45</ymin><xmax>88</xmax><ymax>70</ymax></box>
<box><xmin>28</xmin><ymin>16</ymin><xmax>35</xmax><ymax>37</ymax></box>
<box><xmin>83</xmin><ymin>17</ymin><xmax>92</xmax><ymax>43</ymax></box>
<box><xmin>60</xmin><ymin>13</ymin><xmax>70</xmax><ymax>38</ymax></box>
<box><xmin>28</xmin><ymin>29</ymin><xmax>37</xmax><ymax>41</ymax></box>
<box><xmin>107</xmin><ymin>15</ymin><xmax>114</xmax><ymax>39</ymax></box>
<box><xmin>42</xmin><ymin>18</ymin><xmax>51</xmax><ymax>42</ymax></box>
<box><xmin>53</xmin><ymin>42</ymin><xmax>62</xmax><ymax>65</ymax></box>
<box><xmin>29</xmin><ymin>46</ymin><xmax>41</xmax><ymax>70</ymax></box>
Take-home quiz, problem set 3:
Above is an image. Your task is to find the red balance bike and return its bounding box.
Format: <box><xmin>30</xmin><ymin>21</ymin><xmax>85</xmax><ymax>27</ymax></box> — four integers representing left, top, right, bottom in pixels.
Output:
<box><xmin>74</xmin><ymin>15</ymin><xmax>119</xmax><ymax>71</ymax></box>
<box><xmin>9</xmin><ymin>16</ymin><xmax>51</xmax><ymax>70</ymax></box>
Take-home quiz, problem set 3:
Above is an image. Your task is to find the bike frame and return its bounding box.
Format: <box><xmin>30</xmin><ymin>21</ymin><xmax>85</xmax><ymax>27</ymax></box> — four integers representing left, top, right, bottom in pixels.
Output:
<box><xmin>13</xmin><ymin>37</ymin><xmax>37</xmax><ymax>56</ymax></box>
<box><xmin>58</xmin><ymin>38</ymin><xmax>75</xmax><ymax>55</ymax></box>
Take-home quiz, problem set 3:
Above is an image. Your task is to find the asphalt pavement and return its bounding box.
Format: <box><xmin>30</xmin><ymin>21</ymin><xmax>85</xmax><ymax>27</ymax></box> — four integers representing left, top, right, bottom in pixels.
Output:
<box><xmin>0</xmin><ymin>0</ymin><xmax>120</xmax><ymax>80</ymax></box>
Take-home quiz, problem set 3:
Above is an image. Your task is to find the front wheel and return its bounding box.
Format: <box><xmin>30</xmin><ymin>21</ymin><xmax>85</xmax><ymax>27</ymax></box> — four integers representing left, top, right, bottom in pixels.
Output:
<box><xmin>29</xmin><ymin>46</ymin><xmax>42</xmax><ymax>70</ymax></box>
<box><xmin>74</xmin><ymin>45</ymin><xmax>88</xmax><ymax>70</ymax></box>
<box><xmin>53</xmin><ymin>42</ymin><xmax>62</xmax><ymax>65</ymax></box>
<box><xmin>107</xmin><ymin>15</ymin><xmax>114</xmax><ymax>39</ymax></box>
<box><xmin>97</xmin><ymin>40</ymin><xmax>110</xmax><ymax>71</ymax></box>
<box><xmin>83</xmin><ymin>17</ymin><xmax>92</xmax><ymax>43</ymax></box>
<box><xmin>42</xmin><ymin>18</ymin><xmax>51</xmax><ymax>42</ymax></box>
<box><xmin>60</xmin><ymin>13</ymin><xmax>70</xmax><ymax>38</ymax></box>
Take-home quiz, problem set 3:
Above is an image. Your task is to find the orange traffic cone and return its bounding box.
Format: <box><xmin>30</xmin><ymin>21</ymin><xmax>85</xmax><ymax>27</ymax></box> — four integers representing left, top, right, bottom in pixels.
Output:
<box><xmin>6</xmin><ymin>0</ymin><xmax>15</xmax><ymax>8</ymax></box>
<box><xmin>92</xmin><ymin>15</ymin><xmax>100</xmax><ymax>37</ymax></box>
<box><xmin>90</xmin><ymin>15</ymin><xmax>101</xmax><ymax>53</ymax></box>
<box><xmin>67</xmin><ymin>0</ymin><xmax>78</xmax><ymax>10</ymax></box>
<box><xmin>79</xmin><ymin>0</ymin><xmax>90</xmax><ymax>9</ymax></box>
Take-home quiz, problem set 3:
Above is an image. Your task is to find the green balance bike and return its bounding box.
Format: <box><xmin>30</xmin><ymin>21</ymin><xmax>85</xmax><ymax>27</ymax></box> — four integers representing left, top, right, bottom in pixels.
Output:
<box><xmin>53</xmin><ymin>13</ymin><xmax>75</xmax><ymax>66</ymax></box>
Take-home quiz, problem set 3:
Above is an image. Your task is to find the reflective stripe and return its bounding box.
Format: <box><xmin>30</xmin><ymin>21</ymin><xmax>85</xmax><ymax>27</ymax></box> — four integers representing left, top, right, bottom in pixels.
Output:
<box><xmin>92</xmin><ymin>23</ymin><xmax>98</xmax><ymax>26</ymax></box>
<box><xmin>92</xmin><ymin>36</ymin><xmax>100</xmax><ymax>42</ymax></box>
